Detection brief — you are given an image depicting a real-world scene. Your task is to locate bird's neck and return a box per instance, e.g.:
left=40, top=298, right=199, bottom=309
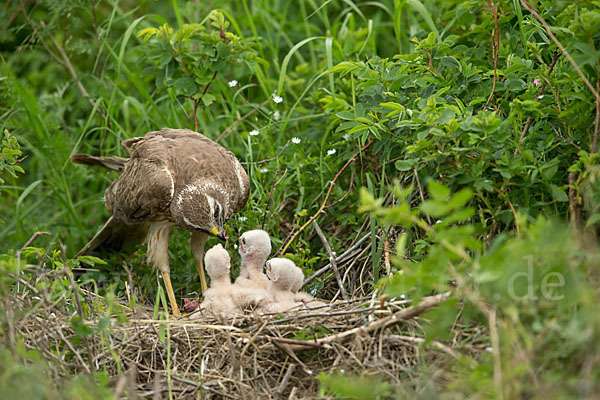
left=210, top=275, right=231, bottom=286
left=243, top=257, right=266, bottom=275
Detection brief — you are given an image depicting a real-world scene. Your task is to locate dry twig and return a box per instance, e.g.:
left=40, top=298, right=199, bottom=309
left=313, top=221, right=348, bottom=300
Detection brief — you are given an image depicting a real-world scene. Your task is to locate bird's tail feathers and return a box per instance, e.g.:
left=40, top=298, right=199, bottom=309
left=71, top=154, right=128, bottom=172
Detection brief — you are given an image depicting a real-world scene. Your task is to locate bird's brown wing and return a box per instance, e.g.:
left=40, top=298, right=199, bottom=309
left=217, top=146, right=249, bottom=214
left=153, top=128, right=250, bottom=215
left=115, top=128, right=249, bottom=225
left=112, top=135, right=175, bottom=224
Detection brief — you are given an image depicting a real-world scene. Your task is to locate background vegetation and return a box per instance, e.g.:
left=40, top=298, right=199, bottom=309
left=1, top=0, right=599, bottom=398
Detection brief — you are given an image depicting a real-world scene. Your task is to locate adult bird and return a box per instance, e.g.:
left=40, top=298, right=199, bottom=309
left=72, top=128, right=249, bottom=316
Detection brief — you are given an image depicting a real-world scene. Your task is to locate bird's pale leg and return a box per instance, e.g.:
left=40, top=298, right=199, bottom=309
left=191, top=231, right=209, bottom=294
left=161, top=271, right=181, bottom=316
left=147, top=223, right=181, bottom=316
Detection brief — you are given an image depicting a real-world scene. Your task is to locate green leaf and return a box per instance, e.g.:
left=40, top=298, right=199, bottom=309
left=70, top=315, right=94, bottom=337
left=440, top=56, right=461, bottom=70
left=77, top=255, right=107, bottom=266
left=202, top=93, right=216, bottom=106
left=549, top=184, right=568, bottom=202
left=395, top=159, right=417, bottom=171
left=427, top=180, right=450, bottom=201
left=380, top=102, right=405, bottom=111
left=448, top=188, right=473, bottom=208
left=174, top=77, right=198, bottom=95
left=336, top=111, right=354, bottom=120
left=586, top=213, right=600, bottom=227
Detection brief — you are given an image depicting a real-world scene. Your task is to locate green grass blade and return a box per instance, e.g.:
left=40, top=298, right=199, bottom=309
left=407, top=0, right=440, bottom=41
left=277, top=36, right=324, bottom=96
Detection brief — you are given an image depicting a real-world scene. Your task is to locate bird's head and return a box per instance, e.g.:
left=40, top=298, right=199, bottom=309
left=291, top=266, right=304, bottom=293
left=266, top=258, right=296, bottom=290
left=237, top=229, right=271, bottom=261
left=179, top=183, right=229, bottom=240
left=204, top=243, right=231, bottom=278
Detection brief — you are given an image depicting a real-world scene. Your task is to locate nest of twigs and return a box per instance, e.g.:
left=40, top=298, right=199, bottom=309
left=6, top=271, right=460, bottom=400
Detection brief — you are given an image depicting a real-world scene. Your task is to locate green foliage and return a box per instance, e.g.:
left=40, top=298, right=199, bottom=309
left=136, top=11, right=260, bottom=106
left=0, top=129, right=24, bottom=185
left=358, top=182, right=600, bottom=398
left=0, top=347, right=113, bottom=400
left=318, top=372, right=393, bottom=399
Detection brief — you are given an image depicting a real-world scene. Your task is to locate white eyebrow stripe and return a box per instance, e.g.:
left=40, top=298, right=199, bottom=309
left=183, top=215, right=202, bottom=230
left=206, top=195, right=215, bottom=220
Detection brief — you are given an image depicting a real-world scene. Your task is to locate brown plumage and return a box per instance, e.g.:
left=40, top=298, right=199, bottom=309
left=72, top=128, right=249, bottom=316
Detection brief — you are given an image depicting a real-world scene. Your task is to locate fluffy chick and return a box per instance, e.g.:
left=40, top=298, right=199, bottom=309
left=200, top=244, right=239, bottom=317
left=236, top=230, right=271, bottom=288
left=291, top=266, right=327, bottom=307
left=232, top=230, right=271, bottom=309
left=260, top=258, right=302, bottom=313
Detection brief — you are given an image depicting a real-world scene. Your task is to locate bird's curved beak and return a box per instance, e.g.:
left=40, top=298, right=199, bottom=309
left=210, top=226, right=228, bottom=241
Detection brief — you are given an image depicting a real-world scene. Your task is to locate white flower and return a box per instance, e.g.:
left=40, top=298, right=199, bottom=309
left=343, top=133, right=351, bottom=141
left=259, top=168, right=268, bottom=173
left=238, top=216, right=247, bottom=222
left=400, top=294, right=406, bottom=299
left=249, top=129, right=260, bottom=136
left=228, top=80, right=238, bottom=87
left=291, top=137, right=301, bottom=144
left=327, top=148, right=336, bottom=155
left=272, top=94, right=283, bottom=104
left=273, top=110, right=281, bottom=120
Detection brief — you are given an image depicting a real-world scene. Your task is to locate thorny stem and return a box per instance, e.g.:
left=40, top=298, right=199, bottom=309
left=514, top=50, right=561, bottom=156
left=519, top=0, right=600, bottom=102
left=278, top=139, right=375, bottom=255
left=483, top=0, right=499, bottom=111
left=593, top=72, right=600, bottom=154
left=193, top=71, right=218, bottom=132
left=492, top=186, right=521, bottom=237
